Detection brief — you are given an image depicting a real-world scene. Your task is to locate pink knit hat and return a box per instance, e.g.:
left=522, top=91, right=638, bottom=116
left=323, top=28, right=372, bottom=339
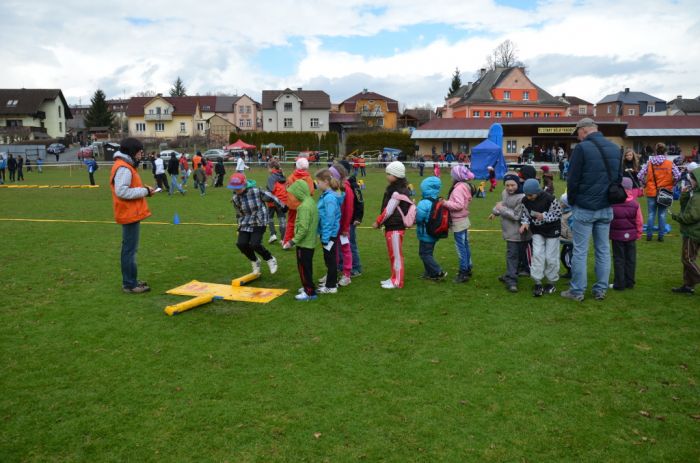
left=451, top=165, right=475, bottom=182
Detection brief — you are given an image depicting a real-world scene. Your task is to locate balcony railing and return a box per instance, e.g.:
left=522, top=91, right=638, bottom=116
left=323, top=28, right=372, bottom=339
left=145, top=113, right=173, bottom=121
left=361, top=110, right=384, bottom=117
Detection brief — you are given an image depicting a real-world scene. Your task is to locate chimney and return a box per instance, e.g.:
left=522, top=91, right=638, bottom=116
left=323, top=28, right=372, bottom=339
left=562, top=92, right=566, bottom=98
left=157, top=93, right=162, bottom=97
left=297, top=87, right=302, bottom=93
left=479, top=68, right=486, bottom=78
left=624, top=88, right=630, bottom=93
left=677, top=95, right=682, bottom=100
left=362, top=88, right=368, bottom=94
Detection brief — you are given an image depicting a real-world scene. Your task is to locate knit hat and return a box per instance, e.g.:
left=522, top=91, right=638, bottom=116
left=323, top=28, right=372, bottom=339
left=541, top=165, right=550, bottom=173
left=227, top=173, right=247, bottom=190
left=621, top=177, right=634, bottom=190
left=503, top=172, right=520, bottom=185
left=523, top=178, right=541, bottom=195
left=451, top=165, right=475, bottom=182
left=295, top=157, right=309, bottom=170
left=329, top=166, right=341, bottom=180
left=385, top=161, right=406, bottom=179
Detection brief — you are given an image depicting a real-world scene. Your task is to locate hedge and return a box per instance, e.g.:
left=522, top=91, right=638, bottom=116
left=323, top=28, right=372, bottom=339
left=345, top=132, right=415, bottom=157
left=229, top=131, right=339, bottom=153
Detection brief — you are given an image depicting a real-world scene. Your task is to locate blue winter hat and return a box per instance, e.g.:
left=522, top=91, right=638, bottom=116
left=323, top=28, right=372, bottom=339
left=523, top=178, right=541, bottom=195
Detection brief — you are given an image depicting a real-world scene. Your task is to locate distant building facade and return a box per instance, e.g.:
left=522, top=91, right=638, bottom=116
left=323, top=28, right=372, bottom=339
left=337, top=89, right=400, bottom=129
left=596, top=88, right=666, bottom=117
left=262, top=88, right=330, bottom=132
left=0, top=88, right=72, bottom=143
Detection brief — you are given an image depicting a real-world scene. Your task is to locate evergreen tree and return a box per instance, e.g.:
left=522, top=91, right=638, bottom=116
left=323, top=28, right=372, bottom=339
left=448, top=67, right=462, bottom=97
left=84, top=89, right=115, bottom=129
left=170, top=76, right=187, bottom=97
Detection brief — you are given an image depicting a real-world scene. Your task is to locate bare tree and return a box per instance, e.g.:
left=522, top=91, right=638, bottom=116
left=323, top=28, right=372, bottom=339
left=135, top=90, right=157, bottom=97
left=479, top=39, right=526, bottom=76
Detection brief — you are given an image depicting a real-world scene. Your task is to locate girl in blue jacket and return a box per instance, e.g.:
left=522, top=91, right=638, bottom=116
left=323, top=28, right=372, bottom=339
left=316, top=169, right=343, bottom=294
left=416, top=176, right=447, bottom=280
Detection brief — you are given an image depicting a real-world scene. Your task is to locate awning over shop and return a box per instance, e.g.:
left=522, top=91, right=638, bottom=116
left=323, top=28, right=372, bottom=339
left=411, top=129, right=490, bottom=139
left=625, top=128, right=700, bottom=137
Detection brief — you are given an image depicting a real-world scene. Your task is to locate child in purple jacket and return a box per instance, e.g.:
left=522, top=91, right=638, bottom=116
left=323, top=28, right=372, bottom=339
left=609, top=177, right=643, bottom=290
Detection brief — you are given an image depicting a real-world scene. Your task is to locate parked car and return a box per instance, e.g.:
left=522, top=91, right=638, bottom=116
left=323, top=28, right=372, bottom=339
left=203, top=149, right=226, bottom=161
left=160, top=150, right=182, bottom=161
left=47, top=143, right=66, bottom=154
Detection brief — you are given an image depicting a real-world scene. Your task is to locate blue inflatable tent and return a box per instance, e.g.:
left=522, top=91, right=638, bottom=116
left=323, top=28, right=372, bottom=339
left=471, top=139, right=507, bottom=179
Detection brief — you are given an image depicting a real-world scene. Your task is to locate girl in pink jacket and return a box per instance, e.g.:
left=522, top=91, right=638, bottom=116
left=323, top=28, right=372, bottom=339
left=444, top=165, right=475, bottom=283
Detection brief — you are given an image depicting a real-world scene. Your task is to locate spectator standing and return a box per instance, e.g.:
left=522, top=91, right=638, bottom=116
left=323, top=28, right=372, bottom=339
left=637, top=143, right=681, bottom=242
left=7, top=154, right=17, bottom=182
left=153, top=153, right=169, bottom=191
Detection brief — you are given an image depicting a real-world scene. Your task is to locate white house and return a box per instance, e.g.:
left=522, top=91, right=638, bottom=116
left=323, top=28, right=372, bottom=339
left=0, top=88, right=72, bottom=143
left=262, top=88, right=330, bottom=132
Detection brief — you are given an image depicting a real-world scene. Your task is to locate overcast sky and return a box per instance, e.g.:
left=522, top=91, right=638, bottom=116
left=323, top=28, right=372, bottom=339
left=1, top=0, right=698, bottom=108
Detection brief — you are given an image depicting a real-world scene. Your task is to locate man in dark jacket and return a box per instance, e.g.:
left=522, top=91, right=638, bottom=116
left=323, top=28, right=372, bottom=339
left=562, top=118, right=622, bottom=302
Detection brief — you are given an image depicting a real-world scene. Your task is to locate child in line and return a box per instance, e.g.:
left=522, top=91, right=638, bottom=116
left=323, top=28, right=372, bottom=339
left=228, top=173, right=286, bottom=276
left=315, top=169, right=343, bottom=294
left=338, top=160, right=364, bottom=277
left=283, top=158, right=315, bottom=249
left=194, top=163, right=206, bottom=196
left=443, top=165, right=474, bottom=283
left=670, top=164, right=700, bottom=294
left=373, top=161, right=411, bottom=289
left=520, top=178, right=562, bottom=296
left=609, top=177, right=643, bottom=290
left=541, top=165, right=554, bottom=195
left=416, top=176, right=447, bottom=280
left=266, top=160, right=287, bottom=244
left=489, top=173, right=530, bottom=292
left=330, top=163, right=355, bottom=286
left=289, top=180, right=320, bottom=301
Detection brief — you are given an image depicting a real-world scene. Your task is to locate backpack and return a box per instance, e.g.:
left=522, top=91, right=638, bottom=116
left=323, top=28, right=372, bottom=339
left=426, top=198, right=450, bottom=239
left=349, top=178, right=364, bottom=222
left=393, top=193, right=417, bottom=227
left=93, top=160, right=99, bottom=170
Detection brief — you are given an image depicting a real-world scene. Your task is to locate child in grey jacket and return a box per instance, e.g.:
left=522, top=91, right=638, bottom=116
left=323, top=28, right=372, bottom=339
left=489, top=173, right=531, bottom=292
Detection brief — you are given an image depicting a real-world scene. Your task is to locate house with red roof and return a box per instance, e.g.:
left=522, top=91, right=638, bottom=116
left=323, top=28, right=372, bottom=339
left=126, top=94, right=216, bottom=139
left=337, top=89, right=400, bottom=129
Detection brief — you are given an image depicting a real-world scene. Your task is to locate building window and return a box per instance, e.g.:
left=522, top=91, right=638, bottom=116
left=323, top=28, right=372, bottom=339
left=506, top=140, right=518, bottom=154
left=284, top=102, right=293, bottom=112
left=544, top=113, right=550, bottom=118
left=495, top=111, right=502, bottom=118
left=534, top=112, right=540, bottom=118
left=135, top=123, right=145, bottom=132
left=484, top=111, right=491, bottom=118
left=310, top=118, right=319, bottom=128
left=506, top=111, right=513, bottom=118
left=283, top=118, right=293, bottom=128
left=523, top=91, right=529, bottom=101
left=148, top=109, right=154, bottom=115
left=197, top=122, right=204, bottom=131
left=646, top=104, right=655, bottom=113
left=607, top=105, right=611, bottom=114
left=6, top=99, right=18, bottom=107
left=523, top=112, right=530, bottom=118
left=472, top=111, right=480, bottom=118
left=58, top=106, right=62, bottom=117
left=6, top=120, right=22, bottom=127
left=180, top=122, right=186, bottom=133
left=246, top=106, right=251, bottom=114
left=59, top=121, right=62, bottom=132
left=579, top=105, right=587, bottom=115
left=155, top=122, right=165, bottom=132
left=202, top=106, right=210, bottom=111
left=554, top=113, right=560, bottom=118
left=247, top=119, right=252, bottom=127
left=377, top=118, right=384, bottom=127
left=503, top=91, right=511, bottom=100
left=628, top=108, right=636, bottom=116
left=164, top=108, right=169, bottom=114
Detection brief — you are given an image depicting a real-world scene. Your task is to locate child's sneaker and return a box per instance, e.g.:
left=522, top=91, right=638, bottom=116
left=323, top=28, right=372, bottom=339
left=317, top=286, right=338, bottom=294
left=507, top=285, right=518, bottom=293
left=266, top=257, right=278, bottom=274
left=380, top=279, right=392, bottom=286
left=251, top=259, right=262, bottom=275
left=338, top=275, right=351, bottom=287
left=671, top=285, right=695, bottom=294
left=560, top=289, right=584, bottom=302
left=533, top=284, right=544, bottom=297
left=454, top=271, right=470, bottom=283
left=381, top=280, right=398, bottom=289
left=282, top=241, right=292, bottom=250
left=430, top=271, right=448, bottom=281
left=543, top=284, right=556, bottom=294
left=268, top=234, right=277, bottom=244
left=295, top=292, right=318, bottom=301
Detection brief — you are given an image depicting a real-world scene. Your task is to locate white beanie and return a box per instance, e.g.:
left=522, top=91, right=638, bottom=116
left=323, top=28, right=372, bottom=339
left=295, top=157, right=309, bottom=170
left=385, top=161, right=406, bottom=179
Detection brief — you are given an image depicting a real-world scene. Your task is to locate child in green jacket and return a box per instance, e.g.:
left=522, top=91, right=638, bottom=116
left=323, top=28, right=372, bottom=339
left=288, top=179, right=320, bottom=301
left=671, top=164, right=700, bottom=294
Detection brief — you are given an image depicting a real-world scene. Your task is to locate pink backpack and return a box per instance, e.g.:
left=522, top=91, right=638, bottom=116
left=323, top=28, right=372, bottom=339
left=391, top=192, right=417, bottom=227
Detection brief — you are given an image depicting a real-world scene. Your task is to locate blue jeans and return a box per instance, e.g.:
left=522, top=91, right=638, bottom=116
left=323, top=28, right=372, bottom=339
left=337, top=224, right=362, bottom=273
left=453, top=229, right=472, bottom=272
left=121, top=222, right=140, bottom=289
left=419, top=240, right=442, bottom=277
left=570, top=206, right=613, bottom=295
left=169, top=174, right=184, bottom=194
left=646, top=196, right=668, bottom=238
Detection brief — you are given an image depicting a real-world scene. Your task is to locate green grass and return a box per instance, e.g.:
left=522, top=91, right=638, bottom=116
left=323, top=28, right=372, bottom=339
left=1, top=165, right=698, bottom=462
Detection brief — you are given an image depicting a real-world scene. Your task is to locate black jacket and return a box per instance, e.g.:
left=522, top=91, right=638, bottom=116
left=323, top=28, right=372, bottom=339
left=379, top=182, right=411, bottom=231
left=167, top=156, right=179, bottom=175
left=348, top=175, right=364, bottom=223
left=567, top=132, right=622, bottom=210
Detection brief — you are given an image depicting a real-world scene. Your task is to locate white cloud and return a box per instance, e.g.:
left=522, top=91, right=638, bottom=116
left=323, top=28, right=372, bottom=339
left=0, top=0, right=698, bottom=108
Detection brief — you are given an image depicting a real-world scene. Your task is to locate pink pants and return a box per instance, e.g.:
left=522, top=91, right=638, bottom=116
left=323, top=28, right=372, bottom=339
left=385, top=230, right=405, bottom=288
left=337, top=239, right=352, bottom=278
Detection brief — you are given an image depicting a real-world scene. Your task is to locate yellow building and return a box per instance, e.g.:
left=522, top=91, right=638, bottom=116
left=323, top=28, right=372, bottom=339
left=126, top=94, right=217, bottom=139
left=338, top=89, right=399, bottom=129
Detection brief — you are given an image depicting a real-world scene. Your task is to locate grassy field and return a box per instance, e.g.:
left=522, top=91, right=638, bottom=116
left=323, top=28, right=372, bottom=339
left=1, top=164, right=698, bottom=462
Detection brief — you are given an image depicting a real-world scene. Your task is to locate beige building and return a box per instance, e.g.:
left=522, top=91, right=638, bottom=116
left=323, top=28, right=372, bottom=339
left=126, top=95, right=217, bottom=139
left=0, top=88, right=72, bottom=143
left=262, top=88, right=330, bottom=132
left=214, top=94, right=261, bottom=131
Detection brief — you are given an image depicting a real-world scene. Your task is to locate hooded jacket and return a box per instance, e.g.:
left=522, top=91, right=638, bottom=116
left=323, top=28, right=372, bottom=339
left=443, top=181, right=472, bottom=224
left=288, top=180, right=319, bottom=249
left=492, top=189, right=530, bottom=242
left=610, top=191, right=643, bottom=241
left=167, top=156, right=179, bottom=175
left=266, top=169, right=288, bottom=205
left=285, top=169, right=315, bottom=209
left=416, top=176, right=442, bottom=243
left=317, top=188, right=343, bottom=244
left=672, top=166, right=700, bottom=242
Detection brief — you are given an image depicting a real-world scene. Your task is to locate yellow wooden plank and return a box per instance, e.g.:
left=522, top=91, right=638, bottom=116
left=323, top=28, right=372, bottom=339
left=166, top=280, right=287, bottom=304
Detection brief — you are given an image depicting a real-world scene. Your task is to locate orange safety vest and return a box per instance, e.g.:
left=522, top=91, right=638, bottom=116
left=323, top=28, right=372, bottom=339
left=644, top=160, right=675, bottom=197
left=110, top=159, right=152, bottom=224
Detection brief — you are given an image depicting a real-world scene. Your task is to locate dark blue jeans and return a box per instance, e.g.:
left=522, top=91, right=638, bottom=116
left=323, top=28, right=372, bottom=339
left=121, top=222, right=140, bottom=289
left=419, top=240, right=442, bottom=277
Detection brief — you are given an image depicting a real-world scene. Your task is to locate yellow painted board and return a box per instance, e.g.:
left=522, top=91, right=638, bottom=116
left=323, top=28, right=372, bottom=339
left=164, top=294, right=214, bottom=316
left=166, top=280, right=287, bottom=304
left=232, top=272, right=260, bottom=287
